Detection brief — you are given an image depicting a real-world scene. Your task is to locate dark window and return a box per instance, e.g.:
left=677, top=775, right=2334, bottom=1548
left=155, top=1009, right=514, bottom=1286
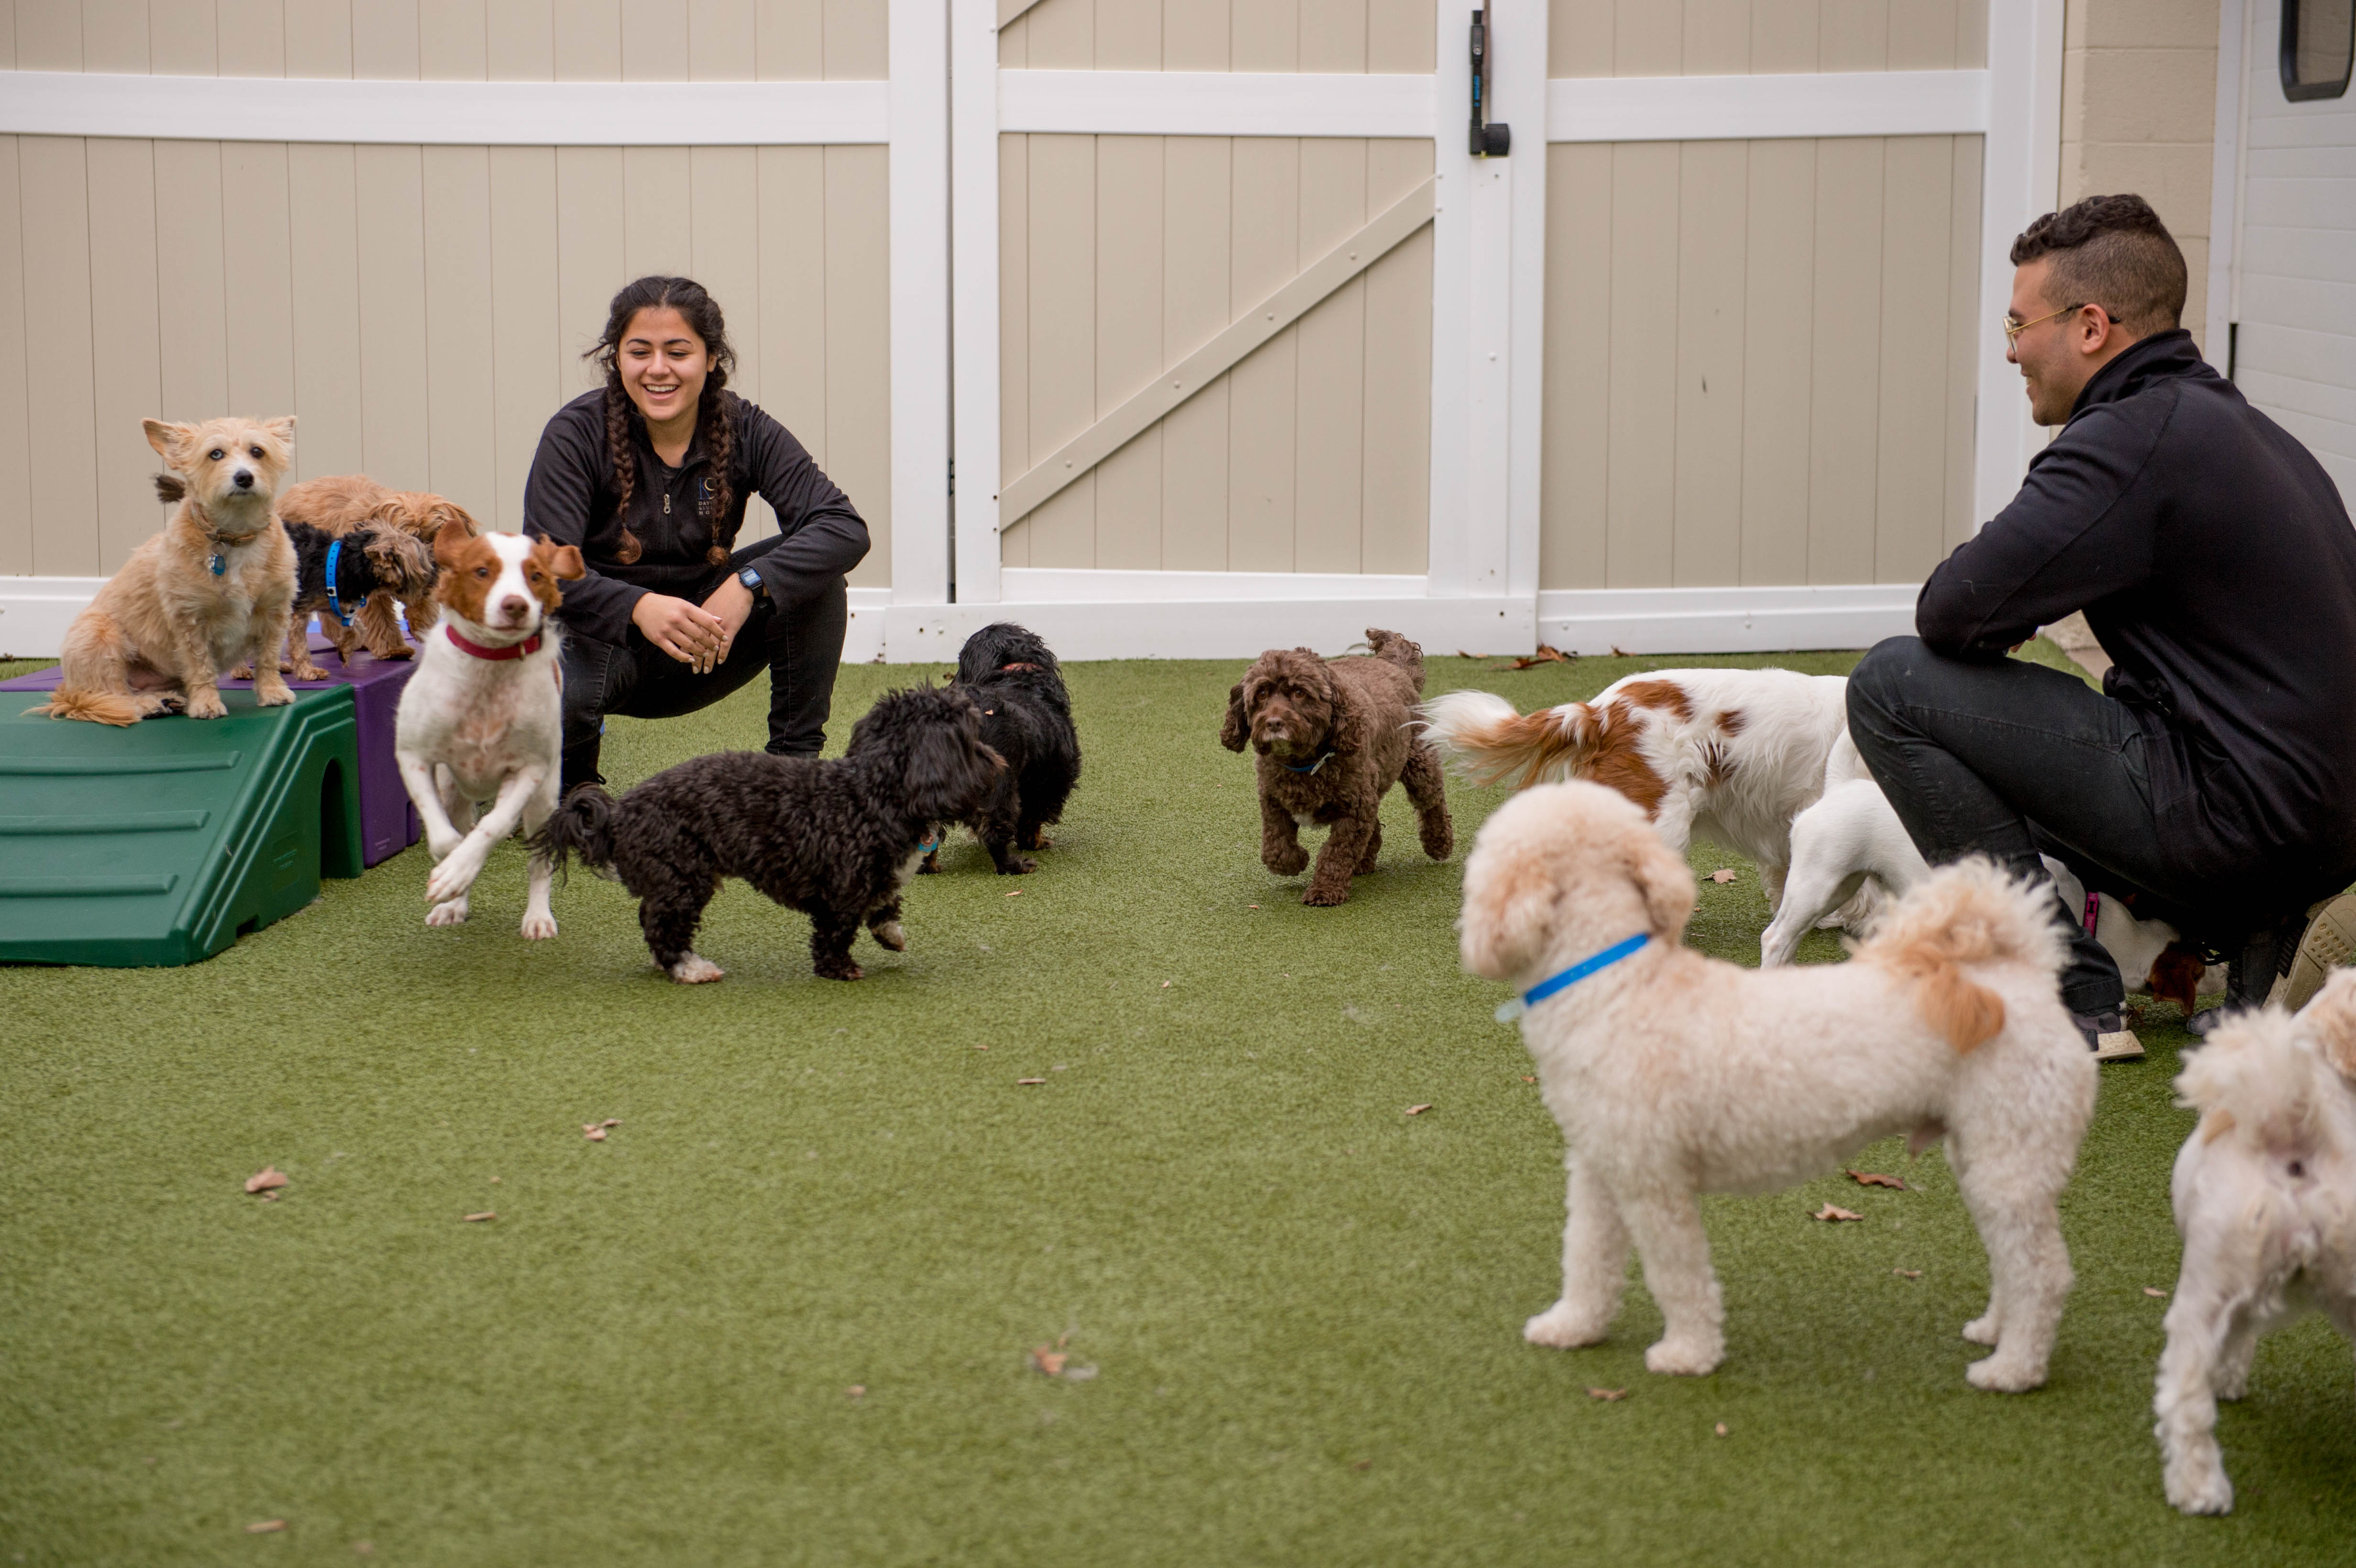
left=2283, top=0, right=2354, bottom=101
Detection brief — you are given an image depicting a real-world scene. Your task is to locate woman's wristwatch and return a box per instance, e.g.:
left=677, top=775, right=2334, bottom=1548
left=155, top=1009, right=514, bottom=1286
left=737, top=566, right=765, bottom=599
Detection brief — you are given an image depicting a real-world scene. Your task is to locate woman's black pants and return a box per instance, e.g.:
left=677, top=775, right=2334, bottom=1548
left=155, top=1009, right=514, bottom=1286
left=558, top=573, right=849, bottom=796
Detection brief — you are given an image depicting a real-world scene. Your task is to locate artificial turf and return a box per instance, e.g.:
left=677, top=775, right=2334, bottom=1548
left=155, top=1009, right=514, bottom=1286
left=2, top=643, right=2351, bottom=1566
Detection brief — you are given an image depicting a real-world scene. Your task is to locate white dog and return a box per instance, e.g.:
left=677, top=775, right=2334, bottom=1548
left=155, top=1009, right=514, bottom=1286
left=393, top=528, right=584, bottom=937
left=1461, top=781, right=2096, bottom=1389
left=1762, top=743, right=2226, bottom=1022
left=2152, top=971, right=2356, bottom=1514
left=1420, top=669, right=1850, bottom=915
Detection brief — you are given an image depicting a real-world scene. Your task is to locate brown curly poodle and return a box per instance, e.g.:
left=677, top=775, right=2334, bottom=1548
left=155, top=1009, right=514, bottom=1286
left=1220, top=627, right=1453, bottom=905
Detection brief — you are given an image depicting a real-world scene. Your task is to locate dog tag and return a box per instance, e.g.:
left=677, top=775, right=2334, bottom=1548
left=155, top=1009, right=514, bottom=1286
left=209, top=552, right=226, bottom=576
left=1494, top=998, right=1526, bottom=1024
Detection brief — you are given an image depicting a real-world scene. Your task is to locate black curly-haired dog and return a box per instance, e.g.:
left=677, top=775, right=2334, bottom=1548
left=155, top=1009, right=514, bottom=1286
left=211, top=505, right=437, bottom=682
left=533, top=685, right=1004, bottom=981
left=920, top=621, right=1080, bottom=876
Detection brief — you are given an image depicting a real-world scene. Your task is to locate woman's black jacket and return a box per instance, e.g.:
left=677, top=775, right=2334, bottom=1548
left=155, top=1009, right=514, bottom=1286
left=522, top=387, right=870, bottom=645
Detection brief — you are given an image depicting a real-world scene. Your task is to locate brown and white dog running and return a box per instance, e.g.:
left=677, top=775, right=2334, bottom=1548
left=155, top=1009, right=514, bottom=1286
left=32, top=417, right=299, bottom=725
left=1420, top=669, right=1851, bottom=916
left=393, top=529, right=584, bottom=937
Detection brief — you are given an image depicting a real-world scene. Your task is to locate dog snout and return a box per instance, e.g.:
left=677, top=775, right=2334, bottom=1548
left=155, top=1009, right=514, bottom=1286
left=498, top=594, right=530, bottom=624
left=231, top=468, right=255, bottom=490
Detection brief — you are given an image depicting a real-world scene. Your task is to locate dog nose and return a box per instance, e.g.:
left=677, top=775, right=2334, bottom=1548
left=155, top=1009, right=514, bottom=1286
left=499, top=594, right=528, bottom=621
left=232, top=468, right=254, bottom=490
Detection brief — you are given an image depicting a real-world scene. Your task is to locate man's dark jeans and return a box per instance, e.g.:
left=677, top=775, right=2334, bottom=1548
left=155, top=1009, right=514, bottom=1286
left=1846, top=636, right=2190, bottom=1016
left=559, top=566, right=849, bottom=796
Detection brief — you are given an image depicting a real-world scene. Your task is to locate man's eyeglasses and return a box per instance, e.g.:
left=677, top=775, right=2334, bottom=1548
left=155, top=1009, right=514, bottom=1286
left=2003, top=303, right=2118, bottom=345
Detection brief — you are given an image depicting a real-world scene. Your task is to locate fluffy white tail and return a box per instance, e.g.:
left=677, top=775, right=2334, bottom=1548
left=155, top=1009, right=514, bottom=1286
left=1417, top=690, right=1597, bottom=790
left=1856, top=858, right=2067, bottom=1053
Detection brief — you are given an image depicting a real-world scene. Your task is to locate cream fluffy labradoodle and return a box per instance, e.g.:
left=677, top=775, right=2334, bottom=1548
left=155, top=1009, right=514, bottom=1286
left=1461, top=782, right=2097, bottom=1390
left=2153, top=972, right=2356, bottom=1514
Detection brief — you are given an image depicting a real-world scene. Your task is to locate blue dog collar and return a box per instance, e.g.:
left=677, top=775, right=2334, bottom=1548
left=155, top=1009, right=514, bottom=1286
left=1283, top=750, right=1334, bottom=774
left=1495, top=933, right=1649, bottom=1024
left=325, top=537, right=353, bottom=626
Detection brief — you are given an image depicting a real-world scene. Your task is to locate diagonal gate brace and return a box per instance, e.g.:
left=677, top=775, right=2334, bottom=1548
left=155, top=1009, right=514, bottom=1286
left=997, top=174, right=1438, bottom=523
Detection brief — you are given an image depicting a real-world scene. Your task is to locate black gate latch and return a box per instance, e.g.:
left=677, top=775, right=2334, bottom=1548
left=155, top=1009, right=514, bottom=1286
left=1470, top=7, right=1511, bottom=156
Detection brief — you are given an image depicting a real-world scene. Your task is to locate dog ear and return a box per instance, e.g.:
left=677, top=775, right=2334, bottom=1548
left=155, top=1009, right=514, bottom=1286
left=904, top=715, right=991, bottom=821
left=435, top=502, right=482, bottom=541
left=142, top=418, right=193, bottom=463
left=1459, top=848, right=1559, bottom=981
left=1220, top=682, right=1250, bottom=752
left=262, top=416, right=296, bottom=447
left=2299, top=968, right=2356, bottom=1079
left=539, top=543, right=587, bottom=581
left=1628, top=833, right=1698, bottom=940
left=434, top=525, right=478, bottom=570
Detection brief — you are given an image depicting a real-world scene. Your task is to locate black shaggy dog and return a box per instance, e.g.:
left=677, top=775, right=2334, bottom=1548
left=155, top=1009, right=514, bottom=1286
left=534, top=685, right=1004, bottom=982
left=922, top=621, right=1081, bottom=876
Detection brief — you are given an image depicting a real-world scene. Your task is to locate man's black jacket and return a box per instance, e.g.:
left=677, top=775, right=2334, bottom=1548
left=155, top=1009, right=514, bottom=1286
left=1919, top=328, right=2356, bottom=908
left=522, top=388, right=870, bottom=644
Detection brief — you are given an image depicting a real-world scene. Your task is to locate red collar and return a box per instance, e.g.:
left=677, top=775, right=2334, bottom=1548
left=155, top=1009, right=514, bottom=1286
left=445, top=624, right=543, bottom=661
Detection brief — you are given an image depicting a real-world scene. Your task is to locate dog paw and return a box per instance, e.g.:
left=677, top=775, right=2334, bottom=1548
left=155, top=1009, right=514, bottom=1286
left=917, top=853, right=939, bottom=875
left=869, top=920, right=907, bottom=952
left=1644, top=1337, right=1725, bottom=1377
left=378, top=644, right=415, bottom=661
left=1963, top=1353, right=2045, bottom=1393
left=227, top=663, right=254, bottom=681
left=1301, top=884, right=1350, bottom=907
left=995, top=856, right=1037, bottom=875
left=425, top=896, right=469, bottom=927
left=1267, top=846, right=1310, bottom=877
left=667, top=953, right=726, bottom=984
left=1962, top=1314, right=2001, bottom=1347
left=815, top=960, right=864, bottom=981
left=254, top=685, right=295, bottom=708
left=1524, top=1303, right=1610, bottom=1349
left=425, top=852, right=484, bottom=904
left=2163, top=1451, right=2235, bottom=1515
left=185, top=692, right=228, bottom=720
left=292, top=663, right=331, bottom=683
left=520, top=911, right=558, bottom=941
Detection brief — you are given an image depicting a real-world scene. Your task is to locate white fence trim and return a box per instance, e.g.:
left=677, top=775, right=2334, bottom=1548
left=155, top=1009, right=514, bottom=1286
left=998, top=69, right=1438, bottom=138
left=1972, top=0, right=2068, bottom=530
left=1537, top=585, right=1921, bottom=656
left=3, top=577, right=1914, bottom=663
left=0, top=69, right=891, bottom=146
left=1544, top=69, right=1990, bottom=143
left=889, top=0, right=952, bottom=608
left=949, top=0, right=1004, bottom=604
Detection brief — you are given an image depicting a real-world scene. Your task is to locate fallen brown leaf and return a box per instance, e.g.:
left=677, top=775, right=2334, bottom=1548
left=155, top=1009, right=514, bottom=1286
left=1893, top=1268, right=1923, bottom=1279
left=1017, top=1077, right=1047, bottom=1086
left=1405, top=1103, right=1432, bottom=1116
left=583, top=1124, right=607, bottom=1141
left=1812, top=1204, right=1865, bottom=1222
left=244, top=1521, right=286, bottom=1534
left=847, top=1384, right=866, bottom=1398
left=1613, top=645, right=1631, bottom=657
left=244, top=1166, right=289, bottom=1195
left=1493, top=644, right=1577, bottom=672
left=1353, top=1458, right=1373, bottom=1471
left=1248, top=904, right=1260, bottom=909
left=1456, top=650, right=1474, bottom=659
left=1522, top=1075, right=1537, bottom=1083
left=1161, top=980, right=1171, bottom=989
left=1586, top=1387, right=1628, bottom=1402
left=972, top=1044, right=989, bottom=1051
left=2144, top=1286, right=2167, bottom=1298
left=256, top=1191, right=279, bottom=1203
left=1713, top=1422, right=1728, bottom=1437
left=1709, top=869, right=1737, bottom=884
left=1847, top=1170, right=1908, bottom=1190
left=1005, top=889, right=1023, bottom=898
left=1031, top=1347, right=1068, bottom=1376
left=462, top=1211, right=496, bottom=1223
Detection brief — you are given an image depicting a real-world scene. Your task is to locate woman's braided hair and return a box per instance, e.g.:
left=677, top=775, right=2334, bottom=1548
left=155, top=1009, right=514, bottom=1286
left=586, top=275, right=743, bottom=567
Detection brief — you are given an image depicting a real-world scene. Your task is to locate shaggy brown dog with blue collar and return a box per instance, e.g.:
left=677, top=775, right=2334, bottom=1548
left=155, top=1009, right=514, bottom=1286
left=1221, top=628, right=1453, bottom=906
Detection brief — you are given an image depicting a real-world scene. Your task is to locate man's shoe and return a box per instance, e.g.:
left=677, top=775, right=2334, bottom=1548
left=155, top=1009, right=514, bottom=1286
left=2072, top=1009, right=2145, bottom=1061
left=2277, top=893, right=2356, bottom=1013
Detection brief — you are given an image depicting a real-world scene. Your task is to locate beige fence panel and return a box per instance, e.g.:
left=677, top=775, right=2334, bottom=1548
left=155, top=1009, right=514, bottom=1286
left=993, top=0, right=1438, bottom=576
left=0, top=1, right=896, bottom=589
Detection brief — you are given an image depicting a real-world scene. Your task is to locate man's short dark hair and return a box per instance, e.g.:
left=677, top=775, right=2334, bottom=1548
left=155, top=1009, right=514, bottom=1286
left=2010, top=194, right=2188, bottom=337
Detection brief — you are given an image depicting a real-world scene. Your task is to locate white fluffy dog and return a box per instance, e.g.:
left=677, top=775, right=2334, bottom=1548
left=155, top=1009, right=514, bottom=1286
left=2153, top=971, right=2356, bottom=1514
left=1462, top=781, right=2097, bottom=1389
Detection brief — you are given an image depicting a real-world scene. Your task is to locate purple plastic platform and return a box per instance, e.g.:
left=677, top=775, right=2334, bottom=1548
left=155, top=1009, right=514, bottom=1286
left=3, top=625, right=422, bottom=866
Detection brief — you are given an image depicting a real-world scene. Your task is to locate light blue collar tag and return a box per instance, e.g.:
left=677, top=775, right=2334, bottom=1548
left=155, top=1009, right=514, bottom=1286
left=325, top=537, right=353, bottom=625
left=1494, top=932, right=1650, bottom=1024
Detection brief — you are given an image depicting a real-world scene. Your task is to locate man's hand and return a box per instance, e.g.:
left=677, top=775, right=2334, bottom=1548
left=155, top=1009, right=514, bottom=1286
left=701, top=575, right=757, bottom=666
left=631, top=593, right=727, bottom=673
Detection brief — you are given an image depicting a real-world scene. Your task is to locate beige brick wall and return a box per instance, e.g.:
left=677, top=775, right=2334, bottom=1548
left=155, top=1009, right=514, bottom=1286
left=2059, top=0, right=2222, bottom=350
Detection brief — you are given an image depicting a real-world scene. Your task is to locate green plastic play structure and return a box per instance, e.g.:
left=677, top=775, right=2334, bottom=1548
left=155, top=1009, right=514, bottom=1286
left=0, top=686, right=362, bottom=967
